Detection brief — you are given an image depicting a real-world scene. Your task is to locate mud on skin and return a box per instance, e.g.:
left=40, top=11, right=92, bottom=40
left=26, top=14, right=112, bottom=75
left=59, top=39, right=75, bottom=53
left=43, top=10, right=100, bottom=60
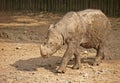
left=40, top=9, right=111, bottom=73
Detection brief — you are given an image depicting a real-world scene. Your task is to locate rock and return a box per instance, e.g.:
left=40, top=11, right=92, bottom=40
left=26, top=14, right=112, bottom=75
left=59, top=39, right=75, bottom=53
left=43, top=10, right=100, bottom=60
left=88, top=65, right=96, bottom=72
left=84, top=51, right=88, bottom=54
left=23, top=31, right=28, bottom=34
left=1, top=48, right=4, bottom=51
left=31, top=72, right=36, bottom=75
left=15, top=76, right=23, bottom=81
left=99, top=70, right=103, bottom=73
left=16, top=47, right=21, bottom=50
left=56, top=78, right=59, bottom=81
left=83, top=73, right=89, bottom=78
left=68, top=81, right=72, bottom=83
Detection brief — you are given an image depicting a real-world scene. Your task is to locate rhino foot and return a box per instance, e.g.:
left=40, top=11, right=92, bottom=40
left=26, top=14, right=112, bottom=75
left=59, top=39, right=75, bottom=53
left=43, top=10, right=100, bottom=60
left=92, top=62, right=100, bottom=66
left=92, top=58, right=102, bottom=66
left=72, top=64, right=82, bottom=69
left=57, top=68, right=66, bottom=73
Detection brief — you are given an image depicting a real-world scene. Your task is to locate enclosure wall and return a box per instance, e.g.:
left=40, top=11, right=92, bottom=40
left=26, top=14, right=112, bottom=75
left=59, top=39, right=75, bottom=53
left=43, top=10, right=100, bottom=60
left=0, top=0, right=119, bottom=17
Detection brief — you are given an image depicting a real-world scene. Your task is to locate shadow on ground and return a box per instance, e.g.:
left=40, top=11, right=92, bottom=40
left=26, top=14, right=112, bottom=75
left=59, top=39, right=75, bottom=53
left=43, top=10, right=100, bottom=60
left=11, top=56, right=96, bottom=73
left=11, top=56, right=62, bottom=73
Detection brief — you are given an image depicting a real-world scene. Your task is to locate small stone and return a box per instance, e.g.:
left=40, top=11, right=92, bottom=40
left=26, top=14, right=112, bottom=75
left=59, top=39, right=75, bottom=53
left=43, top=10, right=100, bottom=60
left=23, top=31, right=28, bottom=34
left=9, top=72, right=13, bottom=74
left=79, top=72, right=83, bottom=75
left=31, top=72, right=35, bottom=75
left=56, top=78, right=59, bottom=81
left=83, top=73, right=89, bottom=77
left=99, top=70, right=103, bottom=72
left=88, top=66, right=96, bottom=71
left=108, top=57, right=112, bottom=60
left=1, top=48, right=4, bottom=51
left=84, top=51, right=88, bottom=54
left=16, top=47, right=21, bottom=50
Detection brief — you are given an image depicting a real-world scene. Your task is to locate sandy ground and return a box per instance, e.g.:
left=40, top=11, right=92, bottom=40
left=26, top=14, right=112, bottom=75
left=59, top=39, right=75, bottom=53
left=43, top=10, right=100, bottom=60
left=0, top=12, right=120, bottom=83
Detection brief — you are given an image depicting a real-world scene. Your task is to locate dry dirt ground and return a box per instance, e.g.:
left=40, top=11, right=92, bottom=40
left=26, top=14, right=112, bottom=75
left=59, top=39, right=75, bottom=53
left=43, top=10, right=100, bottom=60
left=0, top=12, right=120, bottom=83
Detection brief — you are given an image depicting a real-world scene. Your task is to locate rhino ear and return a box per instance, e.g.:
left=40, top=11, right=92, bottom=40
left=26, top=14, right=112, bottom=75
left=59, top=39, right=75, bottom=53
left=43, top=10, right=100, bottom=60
left=49, top=24, right=55, bottom=30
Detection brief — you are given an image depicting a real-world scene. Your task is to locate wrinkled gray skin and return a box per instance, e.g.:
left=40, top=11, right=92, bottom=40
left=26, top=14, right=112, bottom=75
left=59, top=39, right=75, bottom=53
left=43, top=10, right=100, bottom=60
left=40, top=9, right=111, bottom=73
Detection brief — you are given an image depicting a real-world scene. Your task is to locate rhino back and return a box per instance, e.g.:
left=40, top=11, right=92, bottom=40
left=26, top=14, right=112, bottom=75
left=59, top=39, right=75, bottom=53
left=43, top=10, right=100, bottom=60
left=77, top=9, right=111, bottom=48
left=54, top=9, right=111, bottom=48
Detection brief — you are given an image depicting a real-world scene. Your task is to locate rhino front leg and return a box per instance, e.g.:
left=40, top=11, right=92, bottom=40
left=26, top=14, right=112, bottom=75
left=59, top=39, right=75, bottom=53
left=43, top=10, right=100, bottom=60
left=72, top=49, right=82, bottom=69
left=93, top=43, right=105, bottom=66
left=57, top=42, right=75, bottom=73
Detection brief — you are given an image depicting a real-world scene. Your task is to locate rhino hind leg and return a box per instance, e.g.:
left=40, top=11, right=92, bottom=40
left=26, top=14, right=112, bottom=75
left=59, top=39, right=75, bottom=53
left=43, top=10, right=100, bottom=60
left=93, top=43, right=105, bottom=66
left=72, top=49, right=82, bottom=69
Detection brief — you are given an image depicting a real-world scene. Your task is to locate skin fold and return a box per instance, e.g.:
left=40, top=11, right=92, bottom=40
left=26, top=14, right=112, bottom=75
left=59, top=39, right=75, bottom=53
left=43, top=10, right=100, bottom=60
left=40, top=9, right=111, bottom=73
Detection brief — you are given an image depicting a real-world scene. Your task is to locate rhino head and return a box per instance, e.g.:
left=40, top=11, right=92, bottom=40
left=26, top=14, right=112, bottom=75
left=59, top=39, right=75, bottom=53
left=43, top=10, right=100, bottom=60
left=40, top=24, right=63, bottom=58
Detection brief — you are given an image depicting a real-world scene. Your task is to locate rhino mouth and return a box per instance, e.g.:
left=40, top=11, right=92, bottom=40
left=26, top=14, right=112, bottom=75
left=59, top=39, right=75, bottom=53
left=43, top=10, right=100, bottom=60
left=40, top=44, right=52, bottom=58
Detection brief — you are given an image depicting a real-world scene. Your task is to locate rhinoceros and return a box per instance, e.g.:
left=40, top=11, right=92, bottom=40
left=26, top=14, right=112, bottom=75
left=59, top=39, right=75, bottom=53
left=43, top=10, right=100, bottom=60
left=40, top=9, right=111, bottom=73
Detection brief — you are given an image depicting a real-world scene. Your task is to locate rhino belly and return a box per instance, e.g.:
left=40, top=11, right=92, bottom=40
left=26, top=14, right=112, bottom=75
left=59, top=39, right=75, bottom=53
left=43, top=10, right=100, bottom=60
left=80, top=37, right=98, bottom=49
